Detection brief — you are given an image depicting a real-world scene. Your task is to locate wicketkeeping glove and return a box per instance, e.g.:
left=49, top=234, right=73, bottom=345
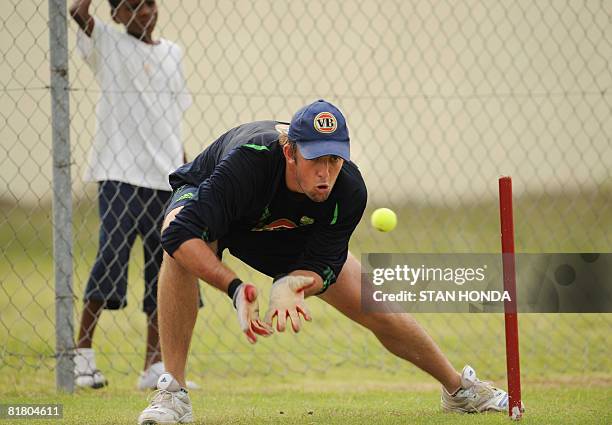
left=264, top=275, right=315, bottom=332
left=234, top=283, right=273, bottom=344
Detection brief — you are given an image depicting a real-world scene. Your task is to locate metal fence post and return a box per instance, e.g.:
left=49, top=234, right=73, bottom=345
left=48, top=0, right=74, bottom=393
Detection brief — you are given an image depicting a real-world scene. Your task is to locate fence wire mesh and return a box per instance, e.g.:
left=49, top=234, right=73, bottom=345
left=1, top=0, right=610, bottom=389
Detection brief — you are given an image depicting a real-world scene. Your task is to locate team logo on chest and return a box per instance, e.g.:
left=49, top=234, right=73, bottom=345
left=253, top=218, right=297, bottom=231
left=313, top=112, right=337, bottom=134
left=251, top=209, right=316, bottom=231
left=300, top=216, right=315, bottom=226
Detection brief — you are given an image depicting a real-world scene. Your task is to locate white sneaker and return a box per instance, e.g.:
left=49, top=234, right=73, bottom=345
left=441, top=365, right=525, bottom=413
left=138, top=362, right=200, bottom=391
left=74, top=348, right=108, bottom=389
left=138, top=373, right=193, bottom=425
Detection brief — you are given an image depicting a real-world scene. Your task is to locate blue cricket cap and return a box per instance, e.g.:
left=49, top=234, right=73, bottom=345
left=287, top=99, right=350, bottom=161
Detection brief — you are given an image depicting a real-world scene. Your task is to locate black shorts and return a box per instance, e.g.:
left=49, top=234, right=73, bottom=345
left=165, top=184, right=298, bottom=275
left=165, top=184, right=226, bottom=261
left=165, top=184, right=199, bottom=216
left=164, top=184, right=205, bottom=307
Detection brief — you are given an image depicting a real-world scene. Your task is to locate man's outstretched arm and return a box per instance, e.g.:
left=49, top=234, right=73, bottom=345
left=171, top=238, right=235, bottom=293
left=263, top=270, right=325, bottom=333
left=162, top=208, right=273, bottom=344
left=290, top=270, right=324, bottom=297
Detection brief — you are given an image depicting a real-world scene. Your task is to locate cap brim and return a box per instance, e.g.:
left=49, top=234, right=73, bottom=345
left=296, top=140, right=350, bottom=161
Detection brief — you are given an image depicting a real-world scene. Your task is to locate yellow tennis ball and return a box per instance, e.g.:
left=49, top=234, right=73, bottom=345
left=371, top=208, right=397, bottom=232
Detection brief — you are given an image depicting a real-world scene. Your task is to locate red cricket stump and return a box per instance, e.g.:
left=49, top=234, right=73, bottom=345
left=498, top=176, right=523, bottom=420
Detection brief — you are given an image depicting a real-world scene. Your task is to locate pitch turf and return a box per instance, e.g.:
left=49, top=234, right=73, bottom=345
left=1, top=373, right=610, bottom=424
left=1, top=189, right=610, bottom=424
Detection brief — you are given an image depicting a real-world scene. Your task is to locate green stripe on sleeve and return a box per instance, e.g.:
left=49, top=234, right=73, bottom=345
left=330, top=203, right=339, bottom=225
left=243, top=143, right=269, bottom=151
left=317, top=266, right=336, bottom=295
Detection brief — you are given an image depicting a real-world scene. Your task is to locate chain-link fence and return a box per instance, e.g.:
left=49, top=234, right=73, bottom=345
left=1, top=0, right=610, bottom=391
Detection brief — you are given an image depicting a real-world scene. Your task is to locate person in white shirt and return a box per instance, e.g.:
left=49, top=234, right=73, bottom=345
left=69, top=0, right=194, bottom=391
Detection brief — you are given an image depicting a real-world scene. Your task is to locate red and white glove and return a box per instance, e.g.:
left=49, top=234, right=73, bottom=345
left=264, top=275, right=315, bottom=332
left=234, top=283, right=273, bottom=344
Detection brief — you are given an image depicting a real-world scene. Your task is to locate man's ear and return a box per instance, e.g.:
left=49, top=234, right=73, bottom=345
left=283, top=143, right=296, bottom=164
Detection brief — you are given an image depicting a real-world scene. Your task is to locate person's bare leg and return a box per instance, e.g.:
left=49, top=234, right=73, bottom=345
left=77, top=300, right=104, bottom=348
left=157, top=252, right=198, bottom=387
left=157, top=207, right=214, bottom=387
left=144, top=311, right=162, bottom=370
left=318, top=252, right=461, bottom=393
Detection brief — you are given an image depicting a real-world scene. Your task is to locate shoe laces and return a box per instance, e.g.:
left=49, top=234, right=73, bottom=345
left=459, top=378, right=497, bottom=401
left=148, top=389, right=180, bottom=409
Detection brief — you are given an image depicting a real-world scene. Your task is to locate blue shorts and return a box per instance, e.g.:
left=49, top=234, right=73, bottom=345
left=84, top=181, right=171, bottom=313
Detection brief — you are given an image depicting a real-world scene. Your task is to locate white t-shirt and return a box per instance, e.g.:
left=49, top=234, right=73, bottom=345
left=76, top=17, right=192, bottom=190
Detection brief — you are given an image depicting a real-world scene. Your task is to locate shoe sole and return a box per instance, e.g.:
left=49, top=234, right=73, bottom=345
left=75, top=380, right=108, bottom=390
left=91, top=381, right=108, bottom=389
left=139, top=413, right=192, bottom=424
left=442, top=405, right=525, bottom=414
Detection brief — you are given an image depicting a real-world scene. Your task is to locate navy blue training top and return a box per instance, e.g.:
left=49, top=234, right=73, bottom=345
left=163, top=120, right=367, bottom=288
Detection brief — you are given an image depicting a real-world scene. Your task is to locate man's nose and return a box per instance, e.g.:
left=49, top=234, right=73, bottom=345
left=316, top=161, right=330, bottom=178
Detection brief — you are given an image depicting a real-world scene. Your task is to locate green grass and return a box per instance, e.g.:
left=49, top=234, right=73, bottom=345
left=1, top=374, right=610, bottom=424
left=0, top=188, right=611, bottom=423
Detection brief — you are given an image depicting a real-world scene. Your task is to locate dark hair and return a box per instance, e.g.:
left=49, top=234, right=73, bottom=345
left=108, top=0, right=122, bottom=9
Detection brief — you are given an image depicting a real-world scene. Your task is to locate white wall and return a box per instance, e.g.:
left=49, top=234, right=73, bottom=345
left=1, top=0, right=610, bottom=206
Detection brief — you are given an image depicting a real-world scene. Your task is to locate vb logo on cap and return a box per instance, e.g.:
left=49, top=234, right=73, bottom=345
left=314, top=112, right=337, bottom=134
left=287, top=99, right=350, bottom=161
